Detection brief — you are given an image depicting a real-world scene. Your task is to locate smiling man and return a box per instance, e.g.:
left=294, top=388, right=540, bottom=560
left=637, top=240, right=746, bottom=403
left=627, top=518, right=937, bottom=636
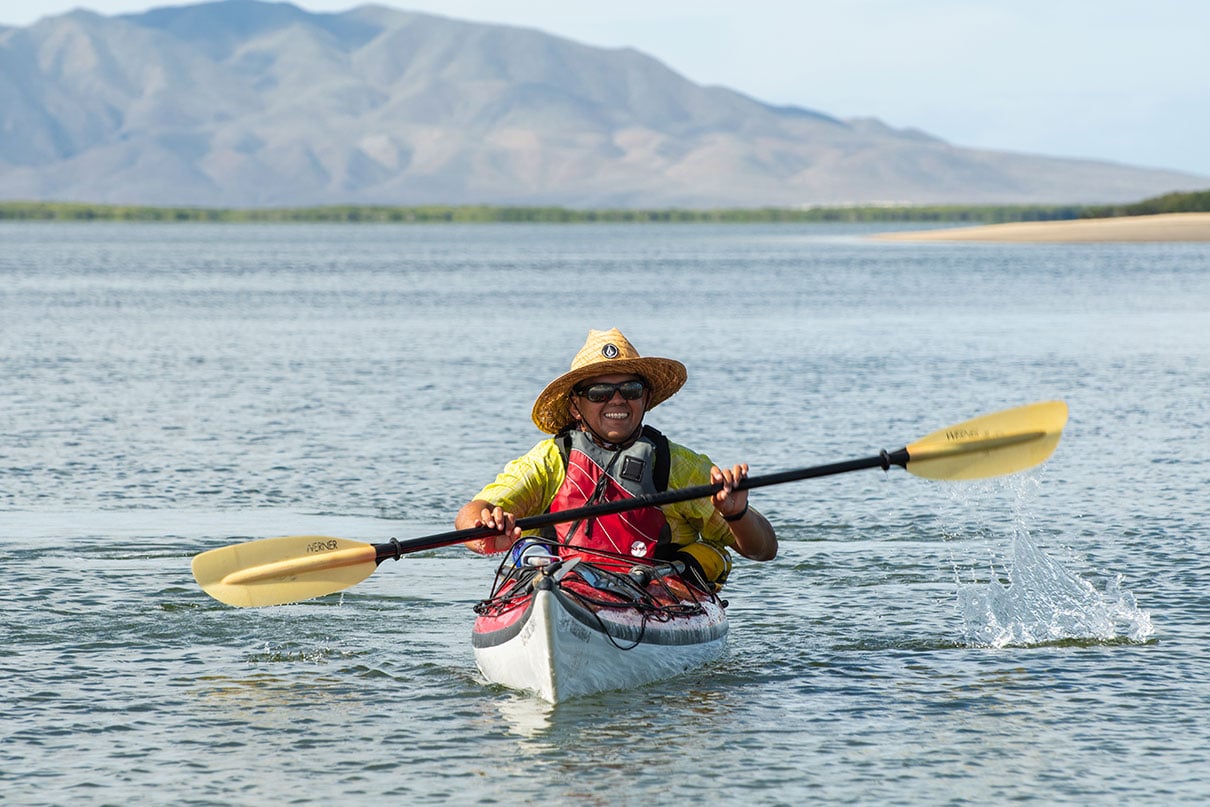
left=455, top=328, right=776, bottom=589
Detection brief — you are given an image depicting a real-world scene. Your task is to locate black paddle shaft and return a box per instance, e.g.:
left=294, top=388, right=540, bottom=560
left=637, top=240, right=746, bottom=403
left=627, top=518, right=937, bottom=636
left=372, top=448, right=910, bottom=563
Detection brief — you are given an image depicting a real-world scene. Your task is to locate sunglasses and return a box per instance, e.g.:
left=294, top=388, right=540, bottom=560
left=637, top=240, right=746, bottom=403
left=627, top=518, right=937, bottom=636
left=572, top=380, right=648, bottom=403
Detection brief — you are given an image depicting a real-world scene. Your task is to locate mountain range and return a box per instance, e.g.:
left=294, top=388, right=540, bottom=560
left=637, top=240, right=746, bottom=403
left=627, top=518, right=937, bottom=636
left=1, top=0, right=1204, bottom=208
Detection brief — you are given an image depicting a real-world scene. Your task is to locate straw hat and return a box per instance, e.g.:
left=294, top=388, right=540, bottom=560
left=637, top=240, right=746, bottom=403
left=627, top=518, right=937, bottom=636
left=532, top=328, right=687, bottom=434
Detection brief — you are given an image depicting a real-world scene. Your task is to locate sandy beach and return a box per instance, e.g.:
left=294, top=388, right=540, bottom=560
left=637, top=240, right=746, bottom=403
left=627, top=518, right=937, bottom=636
left=874, top=212, right=1210, bottom=242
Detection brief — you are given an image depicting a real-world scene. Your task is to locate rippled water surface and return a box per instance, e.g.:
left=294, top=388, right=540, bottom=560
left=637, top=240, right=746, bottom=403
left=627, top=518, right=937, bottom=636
left=2, top=222, right=1208, bottom=804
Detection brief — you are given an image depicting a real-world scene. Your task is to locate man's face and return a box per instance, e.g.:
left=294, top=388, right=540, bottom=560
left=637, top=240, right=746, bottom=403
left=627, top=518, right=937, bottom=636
left=568, top=373, right=650, bottom=443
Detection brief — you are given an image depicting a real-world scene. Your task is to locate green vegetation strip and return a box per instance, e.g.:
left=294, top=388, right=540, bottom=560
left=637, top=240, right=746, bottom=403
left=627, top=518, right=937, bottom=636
left=1082, top=189, right=1210, bottom=218
left=1, top=189, right=1206, bottom=223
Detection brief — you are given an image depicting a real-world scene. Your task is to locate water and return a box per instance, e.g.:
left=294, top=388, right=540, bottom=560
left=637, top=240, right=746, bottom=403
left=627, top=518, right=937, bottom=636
left=2, top=221, right=1207, bottom=804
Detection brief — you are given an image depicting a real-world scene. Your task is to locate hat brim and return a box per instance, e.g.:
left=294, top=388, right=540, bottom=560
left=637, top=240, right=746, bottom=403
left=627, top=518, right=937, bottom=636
left=531, top=356, right=687, bottom=434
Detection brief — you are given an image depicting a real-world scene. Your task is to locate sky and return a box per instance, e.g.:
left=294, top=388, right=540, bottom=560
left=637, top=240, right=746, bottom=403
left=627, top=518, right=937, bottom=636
left=4, top=0, right=1208, bottom=179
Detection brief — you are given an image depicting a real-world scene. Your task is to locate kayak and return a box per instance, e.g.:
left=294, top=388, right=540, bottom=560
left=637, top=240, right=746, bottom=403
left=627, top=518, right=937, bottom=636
left=471, top=547, right=729, bottom=703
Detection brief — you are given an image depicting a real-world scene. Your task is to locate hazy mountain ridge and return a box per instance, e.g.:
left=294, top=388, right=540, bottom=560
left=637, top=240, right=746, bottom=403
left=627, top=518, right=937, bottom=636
left=0, top=0, right=1202, bottom=207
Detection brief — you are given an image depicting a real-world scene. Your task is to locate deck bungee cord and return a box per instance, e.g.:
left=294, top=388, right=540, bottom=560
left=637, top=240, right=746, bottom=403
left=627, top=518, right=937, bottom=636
left=474, top=541, right=718, bottom=652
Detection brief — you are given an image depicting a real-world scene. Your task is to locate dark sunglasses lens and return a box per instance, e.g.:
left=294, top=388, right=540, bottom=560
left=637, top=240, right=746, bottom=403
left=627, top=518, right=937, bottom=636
left=618, top=381, right=646, bottom=399
left=581, top=384, right=615, bottom=403
left=579, top=381, right=646, bottom=402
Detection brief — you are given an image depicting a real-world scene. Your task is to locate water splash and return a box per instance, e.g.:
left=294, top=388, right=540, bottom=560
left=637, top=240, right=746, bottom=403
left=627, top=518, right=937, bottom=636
left=946, top=477, right=1153, bottom=648
left=958, top=527, right=1153, bottom=647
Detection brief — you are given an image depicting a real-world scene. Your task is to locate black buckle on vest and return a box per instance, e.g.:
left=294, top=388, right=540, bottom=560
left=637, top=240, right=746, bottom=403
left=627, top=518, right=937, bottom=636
left=620, top=455, right=646, bottom=483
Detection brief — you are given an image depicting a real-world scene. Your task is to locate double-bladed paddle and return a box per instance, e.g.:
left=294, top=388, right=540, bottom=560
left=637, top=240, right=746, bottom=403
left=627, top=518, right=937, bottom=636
left=192, top=400, right=1068, bottom=608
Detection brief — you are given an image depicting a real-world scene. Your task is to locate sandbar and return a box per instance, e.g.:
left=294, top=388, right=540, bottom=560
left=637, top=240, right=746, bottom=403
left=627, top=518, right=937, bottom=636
left=873, top=212, right=1210, bottom=243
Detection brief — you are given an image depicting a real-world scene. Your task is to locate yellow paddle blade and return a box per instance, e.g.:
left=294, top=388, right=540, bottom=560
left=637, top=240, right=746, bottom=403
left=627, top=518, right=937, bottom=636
left=191, top=535, right=379, bottom=608
left=904, top=400, right=1068, bottom=480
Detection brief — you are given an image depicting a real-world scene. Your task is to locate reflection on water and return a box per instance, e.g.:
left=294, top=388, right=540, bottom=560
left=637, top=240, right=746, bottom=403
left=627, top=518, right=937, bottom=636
left=492, top=682, right=737, bottom=739
left=492, top=693, right=558, bottom=740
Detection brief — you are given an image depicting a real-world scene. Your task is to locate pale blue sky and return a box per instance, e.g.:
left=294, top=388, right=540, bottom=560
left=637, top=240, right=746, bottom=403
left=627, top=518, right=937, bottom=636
left=5, top=0, right=1208, bottom=179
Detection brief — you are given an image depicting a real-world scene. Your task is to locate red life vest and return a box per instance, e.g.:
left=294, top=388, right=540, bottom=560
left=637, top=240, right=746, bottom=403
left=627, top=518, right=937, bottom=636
left=547, top=426, right=671, bottom=566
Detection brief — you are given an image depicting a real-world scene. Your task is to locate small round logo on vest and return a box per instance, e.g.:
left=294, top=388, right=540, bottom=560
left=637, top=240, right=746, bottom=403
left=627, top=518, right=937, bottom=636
left=630, top=540, right=647, bottom=557
left=601, top=343, right=620, bottom=359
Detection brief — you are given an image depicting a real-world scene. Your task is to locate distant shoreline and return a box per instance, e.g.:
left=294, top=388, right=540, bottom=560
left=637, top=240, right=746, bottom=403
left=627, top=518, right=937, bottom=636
left=872, top=212, right=1210, bottom=243
left=2, top=193, right=1208, bottom=232
left=0, top=200, right=1089, bottom=224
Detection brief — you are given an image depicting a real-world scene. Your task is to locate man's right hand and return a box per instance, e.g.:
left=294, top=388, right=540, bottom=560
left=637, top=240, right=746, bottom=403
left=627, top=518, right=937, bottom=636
left=456, top=500, right=522, bottom=554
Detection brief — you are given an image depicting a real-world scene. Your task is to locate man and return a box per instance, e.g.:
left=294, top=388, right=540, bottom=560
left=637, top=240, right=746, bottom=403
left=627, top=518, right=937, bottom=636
left=455, top=328, right=776, bottom=589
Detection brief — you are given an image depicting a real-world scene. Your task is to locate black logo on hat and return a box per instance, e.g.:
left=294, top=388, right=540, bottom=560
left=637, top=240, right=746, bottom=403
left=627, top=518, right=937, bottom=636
left=601, top=343, right=619, bottom=359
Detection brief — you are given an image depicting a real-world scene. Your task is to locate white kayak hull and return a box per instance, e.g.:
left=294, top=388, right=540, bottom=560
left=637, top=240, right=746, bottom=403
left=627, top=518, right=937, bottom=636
left=473, top=569, right=728, bottom=703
